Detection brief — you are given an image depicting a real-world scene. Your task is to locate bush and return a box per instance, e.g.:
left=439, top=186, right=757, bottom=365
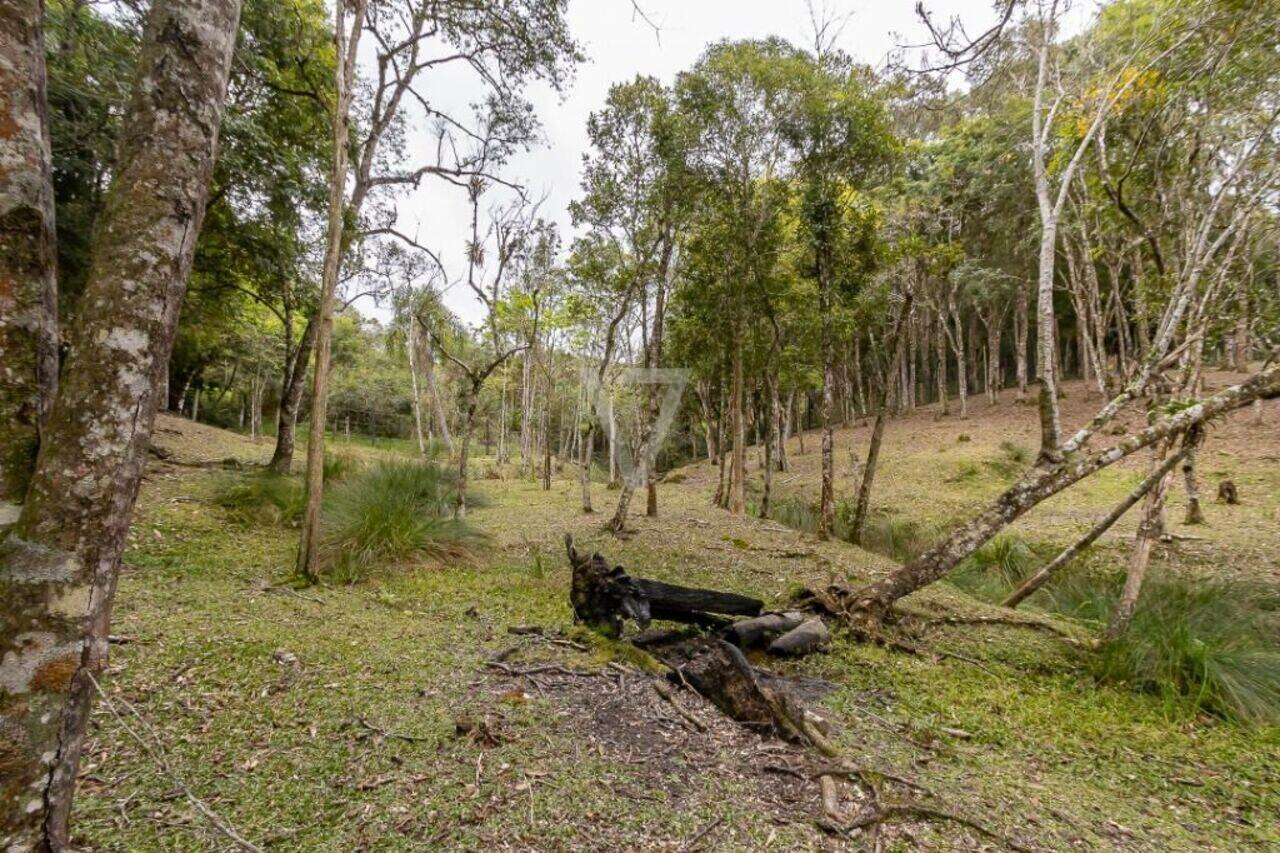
left=1093, top=575, right=1280, bottom=725
left=319, top=459, right=480, bottom=583
left=214, top=472, right=305, bottom=527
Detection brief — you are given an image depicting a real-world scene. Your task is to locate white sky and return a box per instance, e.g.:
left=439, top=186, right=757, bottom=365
left=359, top=0, right=1089, bottom=327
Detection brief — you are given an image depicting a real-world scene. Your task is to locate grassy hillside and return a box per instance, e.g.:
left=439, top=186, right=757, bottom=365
left=74, top=402, right=1279, bottom=850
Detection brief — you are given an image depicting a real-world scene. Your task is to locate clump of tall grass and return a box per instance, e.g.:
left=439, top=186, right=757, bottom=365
left=214, top=472, right=305, bottom=527
left=323, top=450, right=365, bottom=482
left=948, top=533, right=1036, bottom=601
left=1093, top=575, right=1280, bottom=726
left=319, top=458, right=480, bottom=583
left=853, top=513, right=938, bottom=564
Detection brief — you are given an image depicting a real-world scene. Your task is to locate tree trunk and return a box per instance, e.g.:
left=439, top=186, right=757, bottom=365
left=1233, top=269, right=1250, bottom=372
left=296, top=0, right=367, bottom=583
left=0, top=0, right=60, bottom=514
left=1181, top=446, right=1204, bottom=525
left=0, top=0, right=239, bottom=843
left=579, top=421, right=594, bottom=513
left=421, top=330, right=453, bottom=453
left=936, top=311, right=949, bottom=415
left=1106, top=446, right=1176, bottom=640
left=728, top=333, right=746, bottom=514
left=850, top=290, right=913, bottom=545
left=818, top=256, right=835, bottom=540
left=408, top=317, right=427, bottom=457
left=456, top=387, right=478, bottom=519
left=269, top=314, right=317, bottom=472
left=1014, top=282, right=1029, bottom=401
left=949, top=295, right=968, bottom=419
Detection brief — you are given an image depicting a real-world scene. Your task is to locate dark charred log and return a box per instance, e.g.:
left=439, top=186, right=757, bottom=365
left=565, top=535, right=763, bottom=635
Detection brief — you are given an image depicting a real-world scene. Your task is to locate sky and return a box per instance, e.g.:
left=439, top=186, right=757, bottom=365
left=364, top=0, right=1084, bottom=327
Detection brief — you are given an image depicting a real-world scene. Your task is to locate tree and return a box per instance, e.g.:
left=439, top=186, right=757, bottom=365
left=784, top=50, right=894, bottom=537
left=0, top=0, right=241, bottom=842
left=0, top=0, right=60, bottom=517
left=295, top=0, right=582, bottom=580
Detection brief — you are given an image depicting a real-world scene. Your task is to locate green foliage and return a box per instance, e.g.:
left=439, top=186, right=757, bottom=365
left=855, top=513, right=938, bottom=564
left=214, top=472, right=305, bottom=527
left=1094, top=576, right=1280, bottom=725
left=949, top=533, right=1036, bottom=601
left=986, top=441, right=1032, bottom=478
left=318, top=460, right=481, bottom=583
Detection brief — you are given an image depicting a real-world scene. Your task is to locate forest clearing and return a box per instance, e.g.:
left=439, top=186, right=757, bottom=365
left=2, top=0, right=1278, bottom=849
left=68, top=386, right=1279, bottom=850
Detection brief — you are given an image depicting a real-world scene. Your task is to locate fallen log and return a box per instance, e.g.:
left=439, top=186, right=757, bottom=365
left=768, top=619, right=831, bottom=656
left=635, top=578, right=763, bottom=618
left=565, top=535, right=763, bottom=633
left=725, top=611, right=805, bottom=648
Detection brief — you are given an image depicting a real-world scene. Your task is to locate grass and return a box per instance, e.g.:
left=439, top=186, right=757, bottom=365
left=949, top=533, right=1037, bottom=601
left=79, top=404, right=1280, bottom=850
left=1094, top=575, right=1280, bottom=725
left=213, top=471, right=305, bottom=526
left=318, top=458, right=481, bottom=583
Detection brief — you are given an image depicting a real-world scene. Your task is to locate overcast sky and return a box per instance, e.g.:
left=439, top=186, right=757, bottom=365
left=364, top=0, right=1088, bottom=327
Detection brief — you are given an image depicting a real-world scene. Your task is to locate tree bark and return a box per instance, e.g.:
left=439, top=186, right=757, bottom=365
left=0, top=0, right=60, bottom=514
left=0, top=0, right=240, bottom=843
left=1106, top=446, right=1176, bottom=640
left=296, top=0, right=367, bottom=582
left=728, top=331, right=746, bottom=514
left=818, top=251, right=835, bottom=539
left=269, top=314, right=317, bottom=473
left=407, top=316, right=427, bottom=456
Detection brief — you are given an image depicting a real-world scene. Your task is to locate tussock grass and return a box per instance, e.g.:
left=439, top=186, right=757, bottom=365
left=949, top=533, right=1036, bottom=601
left=319, top=458, right=481, bottom=583
left=985, top=440, right=1032, bottom=478
left=853, top=513, right=938, bottom=564
left=214, top=471, right=305, bottom=527
left=1093, top=575, right=1280, bottom=725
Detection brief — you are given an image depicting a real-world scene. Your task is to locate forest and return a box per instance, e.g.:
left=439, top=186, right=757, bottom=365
left=1, top=0, right=1278, bottom=849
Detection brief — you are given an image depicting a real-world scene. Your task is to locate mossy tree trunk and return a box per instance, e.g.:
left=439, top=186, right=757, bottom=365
left=0, top=0, right=240, bottom=843
left=0, top=0, right=60, bottom=519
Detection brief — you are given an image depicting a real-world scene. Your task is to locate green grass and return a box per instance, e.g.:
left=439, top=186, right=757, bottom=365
left=1094, top=575, right=1280, bottom=725
left=949, top=532, right=1037, bottom=601
left=318, top=458, right=481, bottom=583
left=213, top=470, right=305, bottom=526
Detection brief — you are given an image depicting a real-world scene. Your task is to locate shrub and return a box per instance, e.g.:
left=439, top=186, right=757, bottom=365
left=214, top=472, right=305, bottom=527
left=319, top=459, right=481, bottom=583
left=1093, top=575, right=1280, bottom=725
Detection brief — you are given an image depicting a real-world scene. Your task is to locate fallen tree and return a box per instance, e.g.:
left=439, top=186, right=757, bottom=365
left=833, top=364, right=1280, bottom=626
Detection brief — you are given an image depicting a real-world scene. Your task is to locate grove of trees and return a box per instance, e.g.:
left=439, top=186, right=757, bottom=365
left=1, top=0, right=1277, bottom=844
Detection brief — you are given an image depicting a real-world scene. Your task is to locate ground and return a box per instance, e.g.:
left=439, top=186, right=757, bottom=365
left=74, top=375, right=1279, bottom=851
